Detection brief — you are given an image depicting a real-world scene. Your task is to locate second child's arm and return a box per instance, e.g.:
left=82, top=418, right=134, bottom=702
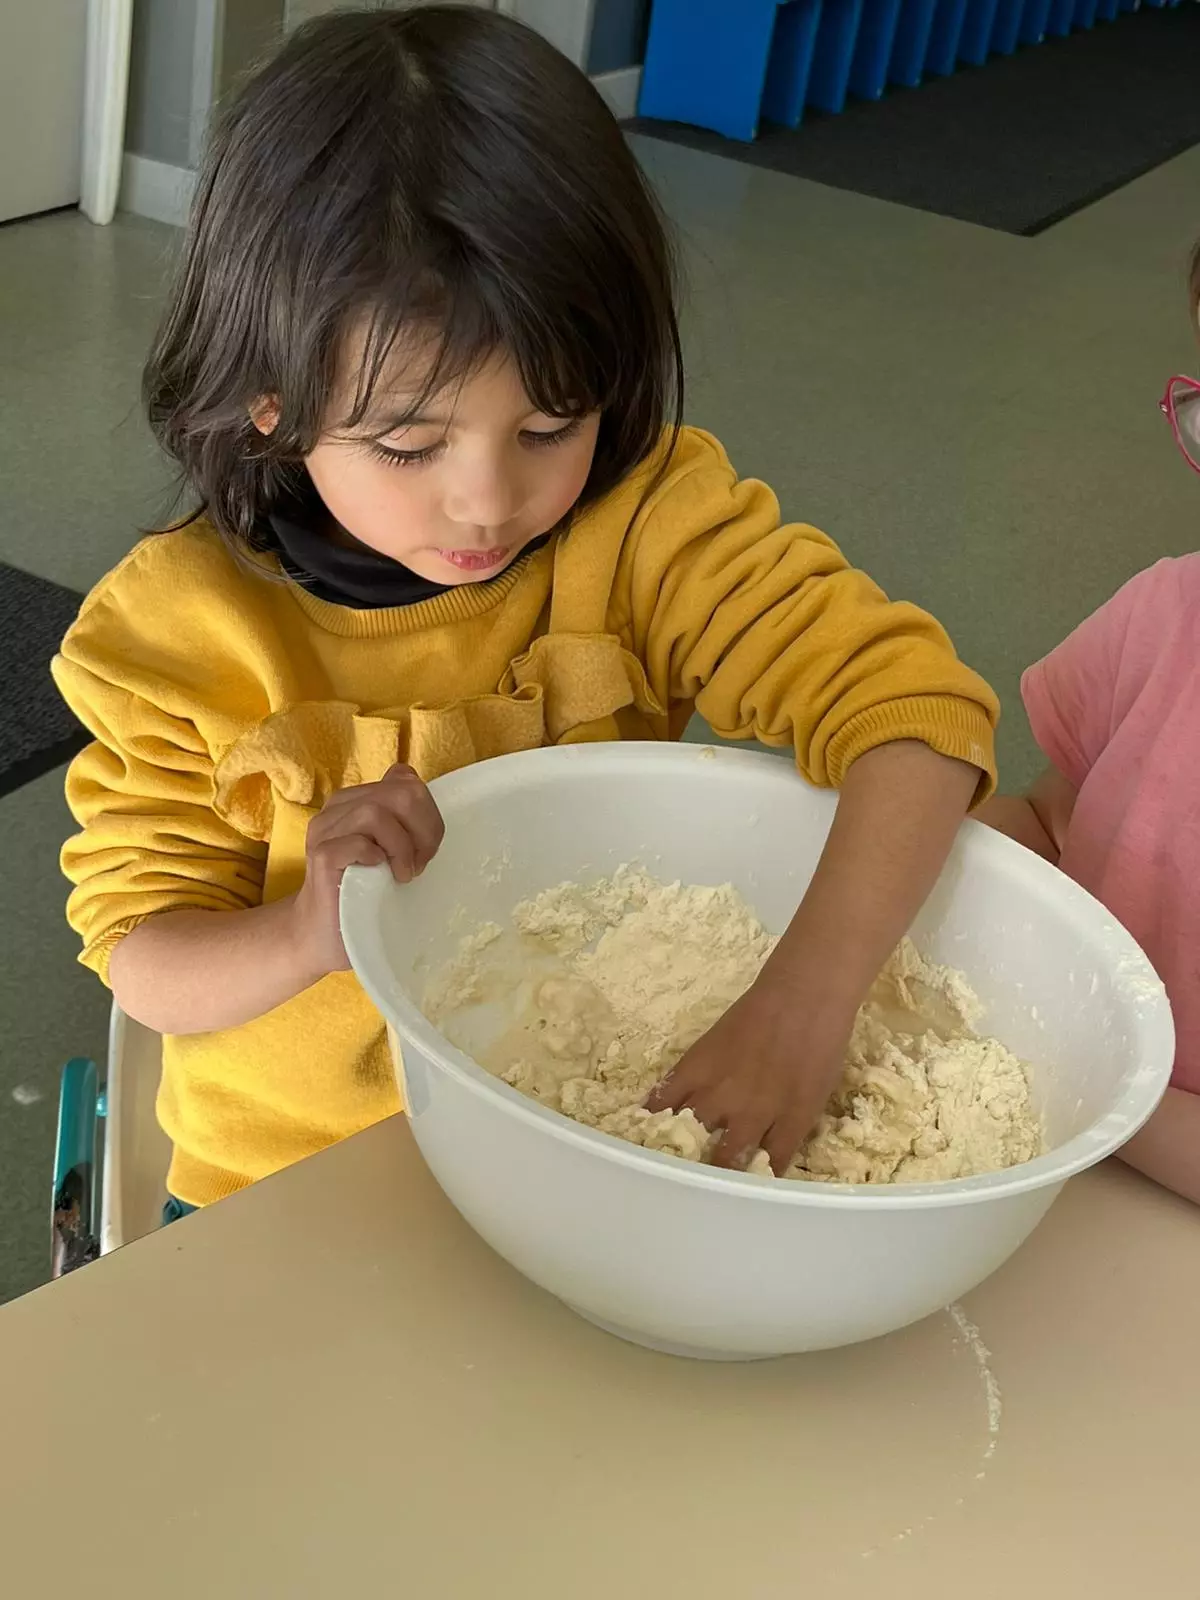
left=976, top=766, right=1077, bottom=863
left=981, top=768, right=1200, bottom=1206
left=1118, top=1089, right=1200, bottom=1206
left=110, top=765, right=443, bottom=1036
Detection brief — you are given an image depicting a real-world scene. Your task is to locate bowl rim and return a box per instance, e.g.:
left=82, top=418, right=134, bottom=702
left=341, top=744, right=1176, bottom=1212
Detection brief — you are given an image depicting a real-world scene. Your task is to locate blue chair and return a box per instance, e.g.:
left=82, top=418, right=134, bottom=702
left=52, top=1056, right=103, bottom=1276
left=639, top=0, right=822, bottom=141
left=51, top=1008, right=173, bottom=1275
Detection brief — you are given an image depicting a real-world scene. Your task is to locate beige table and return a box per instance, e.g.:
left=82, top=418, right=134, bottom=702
left=1, top=1121, right=1195, bottom=1599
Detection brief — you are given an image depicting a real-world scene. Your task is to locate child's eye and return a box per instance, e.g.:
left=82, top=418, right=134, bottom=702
left=365, top=439, right=444, bottom=470
left=364, top=416, right=583, bottom=470
left=521, top=417, right=585, bottom=450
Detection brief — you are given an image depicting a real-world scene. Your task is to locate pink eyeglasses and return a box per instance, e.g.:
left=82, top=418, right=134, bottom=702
left=1161, top=375, right=1200, bottom=475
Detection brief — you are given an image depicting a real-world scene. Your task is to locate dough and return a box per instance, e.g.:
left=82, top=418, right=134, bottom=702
left=424, top=868, right=1044, bottom=1184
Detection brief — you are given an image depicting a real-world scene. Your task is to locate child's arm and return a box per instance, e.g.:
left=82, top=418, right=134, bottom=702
left=1118, top=1089, right=1200, bottom=1206
left=53, top=550, right=443, bottom=1037
left=976, top=766, right=1078, bottom=863
left=982, top=771, right=1199, bottom=1205
left=110, top=897, right=323, bottom=1036
left=623, top=433, right=1001, bottom=1169
left=108, top=765, right=442, bottom=1036
left=650, top=740, right=978, bottom=1169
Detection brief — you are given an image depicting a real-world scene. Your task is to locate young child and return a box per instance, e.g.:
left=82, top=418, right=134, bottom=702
left=981, top=247, right=1200, bottom=1205
left=54, top=6, right=998, bottom=1212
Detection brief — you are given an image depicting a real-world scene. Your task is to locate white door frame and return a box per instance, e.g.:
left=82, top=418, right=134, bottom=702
left=80, top=0, right=133, bottom=224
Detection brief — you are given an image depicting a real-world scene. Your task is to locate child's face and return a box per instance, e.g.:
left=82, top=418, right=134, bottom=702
left=303, top=340, right=600, bottom=585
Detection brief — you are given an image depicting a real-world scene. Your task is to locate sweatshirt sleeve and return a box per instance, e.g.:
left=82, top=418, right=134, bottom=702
left=617, top=431, right=999, bottom=795
left=53, top=555, right=268, bottom=984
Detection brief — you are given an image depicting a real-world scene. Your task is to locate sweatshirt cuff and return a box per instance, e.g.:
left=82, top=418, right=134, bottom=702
left=165, top=1149, right=254, bottom=1208
left=824, top=695, right=998, bottom=805
left=78, top=914, right=158, bottom=986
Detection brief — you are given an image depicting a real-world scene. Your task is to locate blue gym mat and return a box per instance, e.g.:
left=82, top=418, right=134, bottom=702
left=630, top=5, right=1200, bottom=235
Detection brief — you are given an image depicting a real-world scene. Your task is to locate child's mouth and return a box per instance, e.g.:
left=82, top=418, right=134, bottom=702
left=437, top=546, right=512, bottom=573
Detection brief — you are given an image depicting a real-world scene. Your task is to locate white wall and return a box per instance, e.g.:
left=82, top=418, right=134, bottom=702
left=124, top=0, right=284, bottom=166
left=0, top=0, right=87, bottom=223
left=125, top=0, right=199, bottom=166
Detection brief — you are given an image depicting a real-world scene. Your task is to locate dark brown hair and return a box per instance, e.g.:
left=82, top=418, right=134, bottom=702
left=1190, top=238, right=1200, bottom=325
left=145, top=4, right=683, bottom=550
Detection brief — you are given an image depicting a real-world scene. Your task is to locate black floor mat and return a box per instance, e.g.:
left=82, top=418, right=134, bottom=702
left=0, top=563, right=86, bottom=799
left=630, top=5, right=1200, bottom=235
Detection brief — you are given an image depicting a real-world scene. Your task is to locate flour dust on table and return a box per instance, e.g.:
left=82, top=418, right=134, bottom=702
left=423, top=868, right=1045, bottom=1184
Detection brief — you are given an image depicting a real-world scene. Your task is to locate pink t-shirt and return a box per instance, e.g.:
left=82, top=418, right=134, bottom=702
left=1022, top=556, right=1200, bottom=1095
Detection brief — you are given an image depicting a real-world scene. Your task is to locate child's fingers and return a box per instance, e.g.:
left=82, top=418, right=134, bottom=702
left=321, top=802, right=422, bottom=882
left=682, top=1087, right=763, bottom=1171
left=309, top=832, right=388, bottom=879
left=318, top=767, right=444, bottom=874
left=380, top=763, right=445, bottom=868
left=650, top=1065, right=773, bottom=1172
left=320, top=764, right=429, bottom=815
left=646, top=1057, right=703, bottom=1114
left=708, top=1121, right=762, bottom=1172
left=760, top=1110, right=811, bottom=1177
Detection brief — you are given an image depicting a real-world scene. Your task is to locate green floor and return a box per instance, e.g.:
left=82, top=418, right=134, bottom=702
left=2, top=139, right=1198, bottom=1303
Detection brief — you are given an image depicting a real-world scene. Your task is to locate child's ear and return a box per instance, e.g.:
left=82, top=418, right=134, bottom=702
left=250, top=396, right=280, bottom=435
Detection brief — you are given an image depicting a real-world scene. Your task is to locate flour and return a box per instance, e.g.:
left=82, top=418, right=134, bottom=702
left=424, top=869, right=1044, bottom=1184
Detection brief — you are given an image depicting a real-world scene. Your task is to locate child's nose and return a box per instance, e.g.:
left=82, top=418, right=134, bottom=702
left=445, top=464, right=521, bottom=531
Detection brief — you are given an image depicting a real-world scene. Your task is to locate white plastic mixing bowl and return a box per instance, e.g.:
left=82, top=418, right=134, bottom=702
left=341, top=745, right=1173, bottom=1360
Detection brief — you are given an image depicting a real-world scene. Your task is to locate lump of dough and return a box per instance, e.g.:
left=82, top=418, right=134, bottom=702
left=426, top=870, right=1044, bottom=1187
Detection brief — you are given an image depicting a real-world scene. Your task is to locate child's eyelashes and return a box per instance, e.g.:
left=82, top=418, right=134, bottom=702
left=363, top=415, right=585, bottom=471
left=364, top=439, right=442, bottom=469
left=523, top=415, right=586, bottom=451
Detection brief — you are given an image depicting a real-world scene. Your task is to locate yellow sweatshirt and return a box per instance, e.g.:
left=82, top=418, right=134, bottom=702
left=55, top=428, right=998, bottom=1206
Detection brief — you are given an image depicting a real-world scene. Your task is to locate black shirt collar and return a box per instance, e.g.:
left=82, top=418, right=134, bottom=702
left=261, top=478, right=553, bottom=610
left=263, top=481, right=459, bottom=609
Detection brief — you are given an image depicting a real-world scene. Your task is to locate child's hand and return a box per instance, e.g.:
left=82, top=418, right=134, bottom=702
left=646, top=975, right=853, bottom=1173
left=293, top=763, right=445, bottom=976
left=650, top=744, right=983, bottom=1175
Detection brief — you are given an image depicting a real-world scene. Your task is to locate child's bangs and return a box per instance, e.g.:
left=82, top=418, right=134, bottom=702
left=336, top=264, right=618, bottom=438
